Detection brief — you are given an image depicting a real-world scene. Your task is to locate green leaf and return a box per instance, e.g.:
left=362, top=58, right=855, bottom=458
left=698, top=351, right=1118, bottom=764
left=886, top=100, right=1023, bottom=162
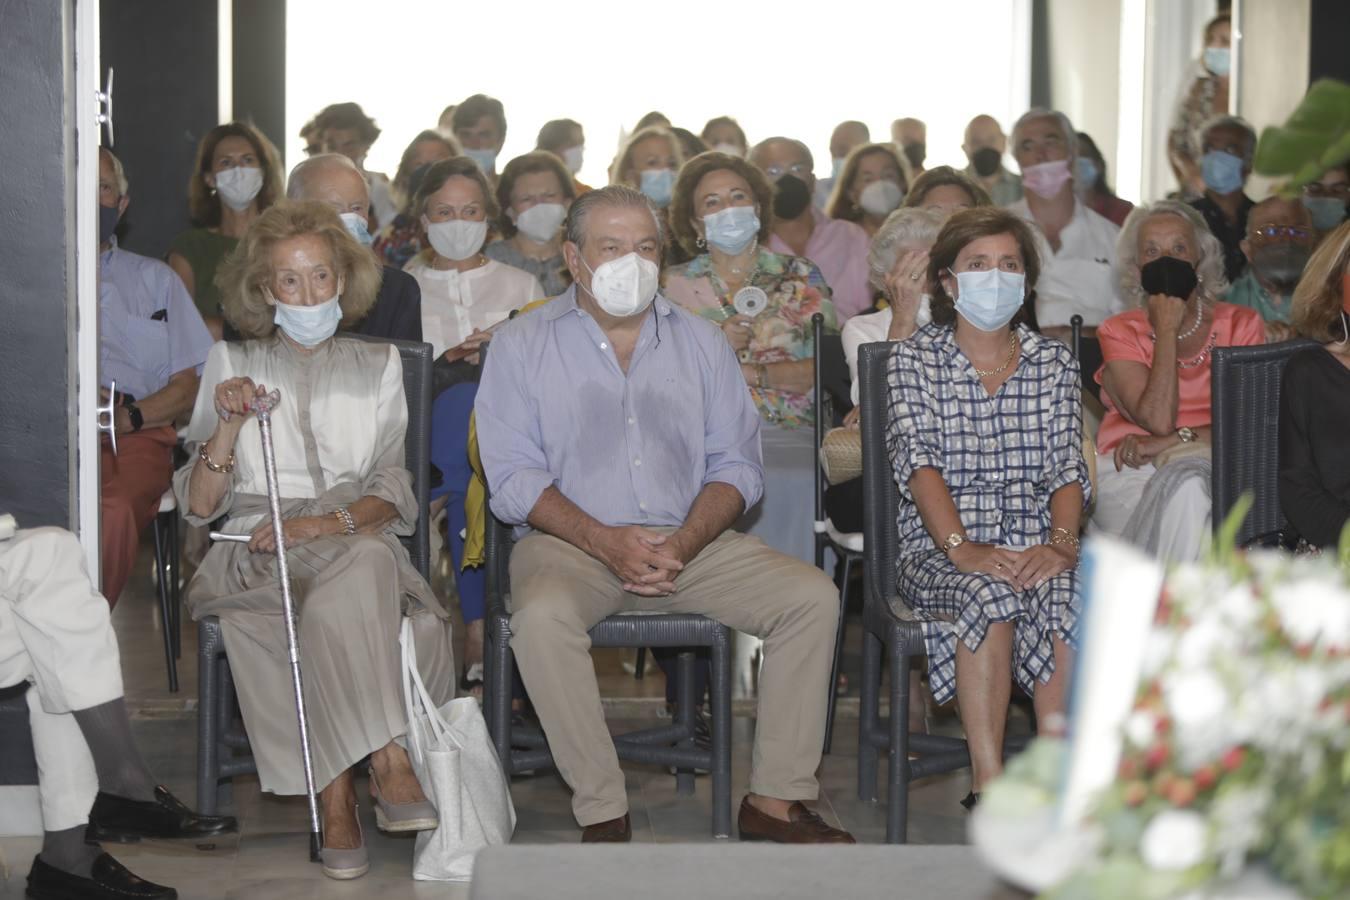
left=1254, top=79, right=1350, bottom=194
left=1212, top=493, right=1253, bottom=566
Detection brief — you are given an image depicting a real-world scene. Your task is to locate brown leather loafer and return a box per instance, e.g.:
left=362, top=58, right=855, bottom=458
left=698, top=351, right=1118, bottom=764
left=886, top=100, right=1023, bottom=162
left=580, top=814, right=631, bottom=843
left=737, top=797, right=856, bottom=844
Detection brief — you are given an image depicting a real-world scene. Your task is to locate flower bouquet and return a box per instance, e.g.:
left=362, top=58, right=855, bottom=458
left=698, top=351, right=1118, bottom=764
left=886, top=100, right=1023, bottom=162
left=972, top=504, right=1350, bottom=898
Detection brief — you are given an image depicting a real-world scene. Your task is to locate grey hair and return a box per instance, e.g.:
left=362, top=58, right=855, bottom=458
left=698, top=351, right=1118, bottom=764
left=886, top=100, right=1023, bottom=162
left=286, top=152, right=362, bottom=200
left=564, top=185, right=664, bottom=249
left=748, top=136, right=815, bottom=171
left=867, top=207, right=945, bottom=295
left=1010, top=108, right=1078, bottom=160
left=1199, top=114, right=1258, bottom=163
left=99, top=147, right=129, bottom=196
left=1116, top=199, right=1230, bottom=307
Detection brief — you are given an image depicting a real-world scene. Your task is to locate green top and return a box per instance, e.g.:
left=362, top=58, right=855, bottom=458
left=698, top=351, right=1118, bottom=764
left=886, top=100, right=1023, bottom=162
left=1223, top=270, right=1293, bottom=324
left=169, top=227, right=238, bottom=320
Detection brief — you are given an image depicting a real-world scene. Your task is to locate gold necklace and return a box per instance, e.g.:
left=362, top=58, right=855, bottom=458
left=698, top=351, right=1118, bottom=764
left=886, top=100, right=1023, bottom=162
left=971, top=333, right=1019, bottom=378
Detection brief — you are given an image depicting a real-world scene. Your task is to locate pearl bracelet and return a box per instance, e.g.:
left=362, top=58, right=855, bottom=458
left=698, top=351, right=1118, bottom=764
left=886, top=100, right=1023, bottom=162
left=333, top=507, right=356, bottom=536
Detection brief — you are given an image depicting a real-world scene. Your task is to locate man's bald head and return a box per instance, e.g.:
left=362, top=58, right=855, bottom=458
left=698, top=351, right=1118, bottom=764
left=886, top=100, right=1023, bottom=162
left=830, top=121, right=870, bottom=160
left=963, top=115, right=1005, bottom=152
left=1247, top=195, right=1313, bottom=235
left=287, top=152, right=370, bottom=217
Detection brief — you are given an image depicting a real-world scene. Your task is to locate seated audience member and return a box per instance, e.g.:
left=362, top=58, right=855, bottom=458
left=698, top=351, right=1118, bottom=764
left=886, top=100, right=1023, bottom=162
left=286, top=154, right=422, bottom=342
left=700, top=115, right=749, bottom=158
left=452, top=94, right=508, bottom=182
left=487, top=152, right=578, bottom=297
left=436, top=104, right=457, bottom=136
left=1279, top=220, right=1350, bottom=550
left=177, top=201, right=454, bottom=880
left=816, top=120, right=871, bottom=210
left=826, top=143, right=912, bottom=238
left=373, top=130, right=459, bottom=270
left=672, top=127, right=711, bottom=163
left=886, top=207, right=1088, bottom=806
left=1168, top=13, right=1232, bottom=197
left=2, top=525, right=234, bottom=900
left=663, top=151, right=839, bottom=564
left=1092, top=201, right=1264, bottom=562
left=97, top=149, right=213, bottom=609
left=891, top=117, right=927, bottom=174
left=315, top=102, right=397, bottom=230
left=1302, top=163, right=1349, bottom=235
left=751, top=136, right=872, bottom=321
left=1225, top=196, right=1316, bottom=338
left=1187, top=115, right=1258, bottom=282
left=168, top=121, right=284, bottom=336
left=476, top=185, right=853, bottom=845
left=536, top=118, right=590, bottom=191
left=610, top=125, right=684, bottom=210
left=635, top=110, right=672, bottom=129
left=406, top=157, right=544, bottom=367
left=1075, top=132, right=1134, bottom=227
left=962, top=114, right=1023, bottom=206
left=300, top=118, right=322, bottom=157
left=1007, top=108, right=1124, bottom=343
left=904, top=166, right=994, bottom=214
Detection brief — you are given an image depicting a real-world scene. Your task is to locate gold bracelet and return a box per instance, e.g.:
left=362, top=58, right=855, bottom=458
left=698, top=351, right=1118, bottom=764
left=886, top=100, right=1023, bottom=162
left=198, top=442, right=235, bottom=474
left=333, top=507, right=357, bottom=536
left=1049, top=527, right=1080, bottom=552
left=756, top=364, right=768, bottom=391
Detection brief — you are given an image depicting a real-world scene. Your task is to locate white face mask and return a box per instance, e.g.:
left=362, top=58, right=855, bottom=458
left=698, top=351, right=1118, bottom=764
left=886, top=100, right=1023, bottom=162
left=859, top=180, right=905, bottom=217
left=561, top=146, right=585, bottom=175
left=580, top=251, right=660, bottom=318
left=514, top=202, right=567, bottom=244
left=273, top=294, right=342, bottom=346
left=423, top=218, right=488, bottom=261
left=214, top=166, right=264, bottom=211
left=712, top=142, right=744, bottom=158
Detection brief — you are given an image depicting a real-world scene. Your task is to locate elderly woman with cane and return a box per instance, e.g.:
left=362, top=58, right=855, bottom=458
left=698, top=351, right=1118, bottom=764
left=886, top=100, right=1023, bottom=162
left=175, top=201, right=454, bottom=880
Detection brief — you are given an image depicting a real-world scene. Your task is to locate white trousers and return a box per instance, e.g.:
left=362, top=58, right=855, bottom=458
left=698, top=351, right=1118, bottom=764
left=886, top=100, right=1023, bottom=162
left=1090, top=454, right=1211, bottom=563
left=0, top=527, right=124, bottom=831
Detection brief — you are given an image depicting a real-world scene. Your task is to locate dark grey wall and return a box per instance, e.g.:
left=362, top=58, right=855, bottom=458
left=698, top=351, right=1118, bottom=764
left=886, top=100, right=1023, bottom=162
left=233, top=0, right=287, bottom=160
left=1309, top=0, right=1350, bottom=85
left=0, top=2, right=74, bottom=527
left=101, top=0, right=219, bottom=259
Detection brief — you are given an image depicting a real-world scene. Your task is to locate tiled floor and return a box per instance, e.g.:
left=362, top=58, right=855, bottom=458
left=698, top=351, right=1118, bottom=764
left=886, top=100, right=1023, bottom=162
left=0, top=537, right=994, bottom=898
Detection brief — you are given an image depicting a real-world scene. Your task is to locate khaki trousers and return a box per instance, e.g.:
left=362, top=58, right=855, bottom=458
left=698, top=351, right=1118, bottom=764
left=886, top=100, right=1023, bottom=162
left=0, top=528, right=124, bottom=830
left=508, top=529, right=839, bottom=826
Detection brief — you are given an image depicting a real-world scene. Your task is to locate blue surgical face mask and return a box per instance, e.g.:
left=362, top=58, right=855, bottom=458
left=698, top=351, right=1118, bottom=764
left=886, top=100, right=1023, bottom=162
left=1074, top=156, right=1100, bottom=189
left=273, top=294, right=343, bottom=346
left=830, top=157, right=846, bottom=181
left=702, top=205, right=760, bottom=255
left=1303, top=195, right=1346, bottom=232
left=639, top=168, right=676, bottom=207
left=1203, top=46, right=1231, bottom=77
left=949, top=268, right=1025, bottom=332
left=339, top=212, right=373, bottom=246
left=1201, top=150, right=1245, bottom=194
left=465, top=147, right=498, bottom=175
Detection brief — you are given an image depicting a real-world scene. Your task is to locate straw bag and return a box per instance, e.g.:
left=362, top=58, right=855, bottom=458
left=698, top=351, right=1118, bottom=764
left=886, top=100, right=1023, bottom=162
left=819, top=426, right=863, bottom=485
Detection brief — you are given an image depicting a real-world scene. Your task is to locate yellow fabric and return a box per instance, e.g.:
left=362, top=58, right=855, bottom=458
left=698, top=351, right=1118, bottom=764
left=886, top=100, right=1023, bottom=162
left=461, top=297, right=553, bottom=569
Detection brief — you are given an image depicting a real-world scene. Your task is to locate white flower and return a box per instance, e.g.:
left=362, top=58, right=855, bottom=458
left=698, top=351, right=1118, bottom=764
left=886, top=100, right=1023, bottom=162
left=1140, top=809, right=1208, bottom=871
left=1175, top=617, right=1228, bottom=671
left=1215, top=583, right=1261, bottom=630
left=1269, top=577, right=1350, bottom=651
left=1166, top=670, right=1230, bottom=766
left=1125, top=710, right=1157, bottom=748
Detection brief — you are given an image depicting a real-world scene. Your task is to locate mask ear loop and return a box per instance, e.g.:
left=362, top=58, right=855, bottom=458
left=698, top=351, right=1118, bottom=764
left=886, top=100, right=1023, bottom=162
left=1334, top=310, right=1349, bottom=348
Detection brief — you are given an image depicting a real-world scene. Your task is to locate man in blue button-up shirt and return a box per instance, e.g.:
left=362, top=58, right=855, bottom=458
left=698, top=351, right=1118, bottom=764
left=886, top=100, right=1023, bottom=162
left=477, top=186, right=852, bottom=844
left=97, top=149, right=213, bottom=607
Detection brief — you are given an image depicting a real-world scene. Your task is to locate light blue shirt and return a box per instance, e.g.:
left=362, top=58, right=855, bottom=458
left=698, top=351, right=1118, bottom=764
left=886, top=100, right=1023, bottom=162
left=477, top=286, right=764, bottom=534
left=99, top=240, right=214, bottom=399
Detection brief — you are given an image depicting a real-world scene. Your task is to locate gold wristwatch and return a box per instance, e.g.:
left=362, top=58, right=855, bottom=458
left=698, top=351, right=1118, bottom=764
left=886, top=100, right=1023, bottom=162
left=1177, top=426, right=1197, bottom=443
left=941, top=533, right=967, bottom=556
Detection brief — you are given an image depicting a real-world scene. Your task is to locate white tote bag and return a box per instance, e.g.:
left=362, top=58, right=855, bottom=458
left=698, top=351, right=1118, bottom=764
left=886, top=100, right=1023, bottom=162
left=400, top=619, right=516, bottom=881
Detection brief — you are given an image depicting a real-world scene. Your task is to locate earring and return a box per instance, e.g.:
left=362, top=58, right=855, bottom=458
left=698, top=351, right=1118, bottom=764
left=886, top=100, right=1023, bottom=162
left=696, top=236, right=706, bottom=249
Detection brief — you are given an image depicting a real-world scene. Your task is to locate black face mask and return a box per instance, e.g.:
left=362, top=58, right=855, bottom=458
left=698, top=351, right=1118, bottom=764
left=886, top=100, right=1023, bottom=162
left=903, top=142, right=926, bottom=170
left=1251, top=242, right=1312, bottom=294
left=773, top=174, right=812, bottom=220
left=970, top=147, right=1002, bottom=177
left=1139, top=255, right=1199, bottom=300
left=99, top=203, right=121, bottom=245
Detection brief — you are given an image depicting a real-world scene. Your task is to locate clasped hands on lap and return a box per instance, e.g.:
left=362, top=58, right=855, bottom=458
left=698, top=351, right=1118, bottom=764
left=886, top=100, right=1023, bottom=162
left=948, top=541, right=1077, bottom=591
left=581, top=523, right=690, bottom=596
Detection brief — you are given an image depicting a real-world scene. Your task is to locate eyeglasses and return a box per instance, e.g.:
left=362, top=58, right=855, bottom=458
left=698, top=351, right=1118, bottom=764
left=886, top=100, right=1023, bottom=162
left=1303, top=182, right=1350, bottom=199
left=762, top=162, right=811, bottom=179
left=1249, top=224, right=1314, bottom=240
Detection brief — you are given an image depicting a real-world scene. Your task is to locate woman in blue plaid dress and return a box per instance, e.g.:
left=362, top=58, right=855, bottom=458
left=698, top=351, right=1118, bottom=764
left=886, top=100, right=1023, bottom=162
left=885, top=208, right=1091, bottom=804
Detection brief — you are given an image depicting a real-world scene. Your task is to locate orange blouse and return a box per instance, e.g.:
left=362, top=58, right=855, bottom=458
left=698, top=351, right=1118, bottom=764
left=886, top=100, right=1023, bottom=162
left=1094, top=302, right=1265, bottom=454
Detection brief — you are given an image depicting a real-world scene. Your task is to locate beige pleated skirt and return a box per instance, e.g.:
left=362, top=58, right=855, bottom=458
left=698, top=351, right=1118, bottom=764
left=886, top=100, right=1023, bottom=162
left=188, top=533, right=455, bottom=795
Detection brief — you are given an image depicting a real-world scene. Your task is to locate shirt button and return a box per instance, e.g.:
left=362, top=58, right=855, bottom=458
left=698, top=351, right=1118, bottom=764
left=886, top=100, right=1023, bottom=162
left=600, top=342, right=608, bottom=350
left=639, top=502, right=647, bottom=511
left=627, top=417, right=636, bottom=425
left=633, top=458, right=642, bottom=467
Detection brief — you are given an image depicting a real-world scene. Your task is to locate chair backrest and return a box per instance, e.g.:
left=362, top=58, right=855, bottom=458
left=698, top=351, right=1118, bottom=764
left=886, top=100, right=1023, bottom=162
left=859, top=341, right=901, bottom=606
left=1210, top=339, right=1316, bottom=545
left=348, top=333, right=433, bottom=578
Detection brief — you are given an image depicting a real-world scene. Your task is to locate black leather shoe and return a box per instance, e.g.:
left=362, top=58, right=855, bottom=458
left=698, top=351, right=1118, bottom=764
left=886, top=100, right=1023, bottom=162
left=26, top=853, right=177, bottom=899
left=85, top=786, right=237, bottom=843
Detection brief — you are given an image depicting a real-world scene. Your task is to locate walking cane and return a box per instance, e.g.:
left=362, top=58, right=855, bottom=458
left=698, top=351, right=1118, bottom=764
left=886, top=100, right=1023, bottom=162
left=214, top=388, right=324, bottom=862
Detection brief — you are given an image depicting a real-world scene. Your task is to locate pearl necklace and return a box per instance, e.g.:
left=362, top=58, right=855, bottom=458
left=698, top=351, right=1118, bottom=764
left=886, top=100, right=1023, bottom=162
left=972, top=333, right=1019, bottom=378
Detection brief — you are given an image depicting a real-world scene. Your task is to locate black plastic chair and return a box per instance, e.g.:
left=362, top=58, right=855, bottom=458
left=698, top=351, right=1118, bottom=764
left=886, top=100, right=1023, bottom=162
left=195, top=336, right=435, bottom=813
left=1210, top=340, right=1316, bottom=547
left=810, top=312, right=861, bottom=755
left=854, top=341, right=1029, bottom=843
left=150, top=490, right=183, bottom=692
left=482, top=508, right=734, bottom=838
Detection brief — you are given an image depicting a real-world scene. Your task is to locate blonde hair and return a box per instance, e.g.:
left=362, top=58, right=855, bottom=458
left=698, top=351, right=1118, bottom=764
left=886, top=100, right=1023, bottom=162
left=1116, top=200, right=1229, bottom=307
left=1292, top=219, right=1350, bottom=342
left=216, top=201, right=381, bottom=339
left=826, top=143, right=912, bottom=223
left=609, top=126, right=684, bottom=187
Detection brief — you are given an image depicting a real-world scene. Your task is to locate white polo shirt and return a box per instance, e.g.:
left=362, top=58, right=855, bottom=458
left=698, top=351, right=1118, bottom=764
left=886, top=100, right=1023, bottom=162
left=1008, top=197, right=1124, bottom=328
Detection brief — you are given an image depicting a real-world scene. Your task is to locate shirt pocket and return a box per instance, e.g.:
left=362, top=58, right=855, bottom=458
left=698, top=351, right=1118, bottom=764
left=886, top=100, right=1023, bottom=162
left=122, top=316, right=172, bottom=389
